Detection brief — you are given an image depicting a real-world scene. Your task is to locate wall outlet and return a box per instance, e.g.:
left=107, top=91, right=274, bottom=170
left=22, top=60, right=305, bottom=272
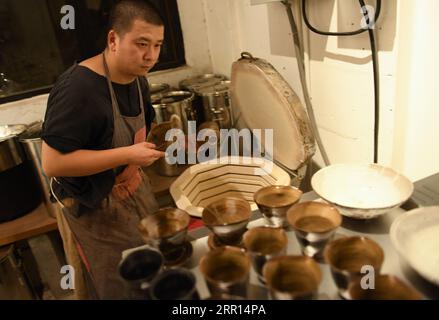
left=250, top=0, right=284, bottom=6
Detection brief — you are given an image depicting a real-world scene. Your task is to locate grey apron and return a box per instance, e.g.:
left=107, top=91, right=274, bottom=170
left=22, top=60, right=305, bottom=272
left=60, top=53, right=159, bottom=299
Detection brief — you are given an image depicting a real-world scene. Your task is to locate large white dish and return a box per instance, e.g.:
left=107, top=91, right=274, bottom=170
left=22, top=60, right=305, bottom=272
left=311, top=163, right=414, bottom=219
left=390, top=206, right=439, bottom=286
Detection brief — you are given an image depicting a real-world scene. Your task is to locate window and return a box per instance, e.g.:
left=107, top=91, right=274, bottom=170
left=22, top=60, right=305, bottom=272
left=0, top=0, right=185, bottom=103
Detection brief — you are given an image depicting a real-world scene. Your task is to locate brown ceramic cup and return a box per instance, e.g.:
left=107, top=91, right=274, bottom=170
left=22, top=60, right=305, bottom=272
left=287, top=201, right=342, bottom=259
left=202, top=197, right=251, bottom=245
left=263, top=255, right=322, bottom=300
left=199, top=246, right=251, bottom=298
left=348, top=275, right=422, bottom=300
left=254, top=186, right=303, bottom=228
left=118, top=247, right=164, bottom=299
left=242, top=226, right=288, bottom=282
left=324, top=236, right=385, bottom=299
left=149, top=268, right=199, bottom=300
left=138, top=207, right=190, bottom=260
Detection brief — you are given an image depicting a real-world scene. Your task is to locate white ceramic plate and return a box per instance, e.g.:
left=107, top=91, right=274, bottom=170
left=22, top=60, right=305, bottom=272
left=390, top=206, right=439, bottom=286
left=311, top=163, right=414, bottom=219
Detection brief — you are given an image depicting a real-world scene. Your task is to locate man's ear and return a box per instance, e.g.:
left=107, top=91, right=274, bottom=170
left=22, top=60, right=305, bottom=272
left=107, top=30, right=117, bottom=52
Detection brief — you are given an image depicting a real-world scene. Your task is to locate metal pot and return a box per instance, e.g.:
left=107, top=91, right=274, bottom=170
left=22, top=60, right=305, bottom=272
left=19, top=121, right=57, bottom=217
left=0, top=124, right=42, bottom=222
left=149, top=83, right=171, bottom=102
left=152, top=91, right=195, bottom=135
left=179, top=74, right=226, bottom=92
left=0, top=124, right=27, bottom=172
left=195, top=80, right=233, bottom=129
left=179, top=74, right=227, bottom=125
left=147, top=119, right=188, bottom=177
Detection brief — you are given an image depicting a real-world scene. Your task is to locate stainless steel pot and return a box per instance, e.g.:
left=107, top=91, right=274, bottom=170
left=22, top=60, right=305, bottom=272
left=149, top=83, right=171, bottom=102
left=0, top=124, right=42, bottom=222
left=179, top=75, right=232, bottom=128
left=19, top=121, right=57, bottom=217
left=179, top=74, right=226, bottom=92
left=196, top=80, right=233, bottom=129
left=150, top=93, right=194, bottom=177
left=0, top=124, right=27, bottom=172
left=152, top=91, right=195, bottom=134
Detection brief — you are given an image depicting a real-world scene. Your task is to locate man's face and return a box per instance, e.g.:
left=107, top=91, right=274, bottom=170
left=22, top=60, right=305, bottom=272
left=113, top=19, right=164, bottom=76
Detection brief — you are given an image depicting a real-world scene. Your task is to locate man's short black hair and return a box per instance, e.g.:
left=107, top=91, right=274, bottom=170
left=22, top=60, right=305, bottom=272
left=108, top=0, right=164, bottom=36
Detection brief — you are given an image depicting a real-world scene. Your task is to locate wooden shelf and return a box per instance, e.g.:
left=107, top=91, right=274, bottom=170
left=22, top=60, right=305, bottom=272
left=0, top=204, right=58, bottom=247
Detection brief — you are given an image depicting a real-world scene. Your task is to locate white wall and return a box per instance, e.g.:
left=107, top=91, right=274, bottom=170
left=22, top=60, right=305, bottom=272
left=204, top=0, right=397, bottom=164
left=392, top=0, right=439, bottom=181
left=203, top=0, right=438, bottom=181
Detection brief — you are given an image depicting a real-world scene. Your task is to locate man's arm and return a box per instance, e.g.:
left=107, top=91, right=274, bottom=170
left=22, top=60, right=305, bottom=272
left=42, top=141, right=165, bottom=178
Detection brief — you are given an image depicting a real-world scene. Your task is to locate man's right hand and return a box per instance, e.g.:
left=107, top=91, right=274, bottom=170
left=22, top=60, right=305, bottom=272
left=127, top=142, right=166, bottom=167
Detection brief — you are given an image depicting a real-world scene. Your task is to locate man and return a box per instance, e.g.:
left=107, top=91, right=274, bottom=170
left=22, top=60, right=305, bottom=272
left=42, top=0, right=166, bottom=299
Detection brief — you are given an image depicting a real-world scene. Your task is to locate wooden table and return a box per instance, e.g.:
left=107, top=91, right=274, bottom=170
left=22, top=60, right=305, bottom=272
left=0, top=203, right=58, bottom=247
left=0, top=167, right=180, bottom=248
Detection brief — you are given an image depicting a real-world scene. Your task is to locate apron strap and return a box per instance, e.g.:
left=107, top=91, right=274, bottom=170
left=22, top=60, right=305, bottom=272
left=102, top=52, right=145, bottom=122
left=102, top=53, right=122, bottom=118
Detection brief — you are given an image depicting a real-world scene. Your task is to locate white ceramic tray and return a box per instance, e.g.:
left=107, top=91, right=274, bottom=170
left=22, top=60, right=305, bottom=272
left=170, top=156, right=291, bottom=217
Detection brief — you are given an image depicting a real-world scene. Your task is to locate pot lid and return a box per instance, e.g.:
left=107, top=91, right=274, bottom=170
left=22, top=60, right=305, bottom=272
left=195, top=80, right=230, bottom=96
left=0, top=124, right=27, bottom=142
left=231, top=52, right=315, bottom=171
left=179, top=74, right=227, bottom=92
left=19, top=121, right=43, bottom=141
left=150, top=83, right=171, bottom=104
left=153, top=91, right=194, bottom=106
left=150, top=83, right=171, bottom=95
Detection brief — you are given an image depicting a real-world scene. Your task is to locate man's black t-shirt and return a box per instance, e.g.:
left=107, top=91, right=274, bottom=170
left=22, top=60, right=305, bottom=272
left=42, top=64, right=155, bottom=209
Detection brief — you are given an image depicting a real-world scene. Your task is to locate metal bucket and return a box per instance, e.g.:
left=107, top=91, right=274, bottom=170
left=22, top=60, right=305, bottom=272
left=19, top=121, right=57, bottom=218
left=0, top=124, right=42, bottom=222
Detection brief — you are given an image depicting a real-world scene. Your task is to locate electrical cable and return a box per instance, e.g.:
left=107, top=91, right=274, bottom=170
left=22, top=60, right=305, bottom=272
left=282, top=0, right=331, bottom=167
left=302, top=0, right=381, bottom=36
left=301, top=0, right=381, bottom=163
